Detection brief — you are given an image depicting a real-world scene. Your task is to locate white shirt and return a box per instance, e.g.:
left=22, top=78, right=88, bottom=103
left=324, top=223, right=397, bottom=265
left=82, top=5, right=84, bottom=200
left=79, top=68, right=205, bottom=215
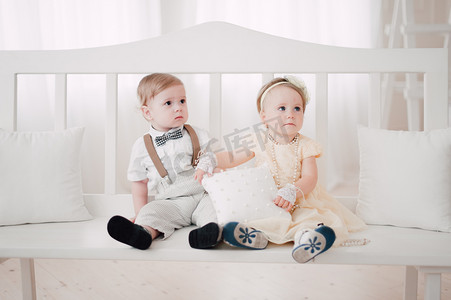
left=127, top=125, right=211, bottom=192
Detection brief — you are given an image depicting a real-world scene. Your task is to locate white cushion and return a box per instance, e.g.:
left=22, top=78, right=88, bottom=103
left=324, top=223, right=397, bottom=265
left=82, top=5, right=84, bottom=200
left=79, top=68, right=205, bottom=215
left=0, top=127, right=92, bottom=226
left=202, top=160, right=290, bottom=225
left=356, top=126, right=451, bottom=232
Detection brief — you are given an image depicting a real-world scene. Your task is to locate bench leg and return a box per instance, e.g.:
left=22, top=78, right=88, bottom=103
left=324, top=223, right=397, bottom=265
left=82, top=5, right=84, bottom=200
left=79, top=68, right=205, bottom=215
left=20, top=258, right=36, bottom=300
left=418, top=267, right=451, bottom=300
left=424, top=273, right=441, bottom=300
left=404, top=266, right=418, bottom=300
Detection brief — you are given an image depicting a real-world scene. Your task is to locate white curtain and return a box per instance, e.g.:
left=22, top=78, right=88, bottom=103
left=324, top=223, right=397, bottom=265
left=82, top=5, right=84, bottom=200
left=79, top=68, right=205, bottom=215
left=0, top=0, right=382, bottom=195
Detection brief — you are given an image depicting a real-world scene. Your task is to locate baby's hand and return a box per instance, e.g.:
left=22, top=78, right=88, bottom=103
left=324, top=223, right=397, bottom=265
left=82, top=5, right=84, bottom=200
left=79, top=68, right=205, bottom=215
left=194, top=168, right=208, bottom=184
left=273, top=196, right=294, bottom=212
left=275, top=183, right=297, bottom=212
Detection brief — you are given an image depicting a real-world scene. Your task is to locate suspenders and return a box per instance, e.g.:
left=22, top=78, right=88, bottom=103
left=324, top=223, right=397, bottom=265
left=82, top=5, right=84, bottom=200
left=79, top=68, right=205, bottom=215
left=142, top=124, right=200, bottom=179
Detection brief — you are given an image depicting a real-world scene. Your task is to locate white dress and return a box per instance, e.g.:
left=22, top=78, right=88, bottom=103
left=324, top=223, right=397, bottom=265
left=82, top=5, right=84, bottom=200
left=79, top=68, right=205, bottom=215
left=246, top=133, right=367, bottom=245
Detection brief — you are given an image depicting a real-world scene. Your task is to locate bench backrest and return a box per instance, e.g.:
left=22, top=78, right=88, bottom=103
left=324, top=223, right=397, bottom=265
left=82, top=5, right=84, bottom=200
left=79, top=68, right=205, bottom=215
left=0, top=22, right=448, bottom=216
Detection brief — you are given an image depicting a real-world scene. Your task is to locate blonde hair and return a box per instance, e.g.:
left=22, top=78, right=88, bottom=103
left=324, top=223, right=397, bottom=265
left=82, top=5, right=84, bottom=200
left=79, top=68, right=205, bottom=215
left=137, top=73, right=184, bottom=106
left=256, top=77, right=308, bottom=113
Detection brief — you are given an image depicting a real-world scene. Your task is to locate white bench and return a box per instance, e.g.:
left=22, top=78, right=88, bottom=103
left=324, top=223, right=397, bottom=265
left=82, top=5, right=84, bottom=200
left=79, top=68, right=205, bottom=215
left=0, top=22, right=450, bottom=300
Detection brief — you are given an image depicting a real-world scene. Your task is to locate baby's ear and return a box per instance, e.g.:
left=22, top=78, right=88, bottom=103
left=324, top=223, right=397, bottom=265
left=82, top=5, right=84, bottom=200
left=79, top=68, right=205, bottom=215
left=141, top=105, right=152, bottom=121
left=259, top=110, right=266, bottom=123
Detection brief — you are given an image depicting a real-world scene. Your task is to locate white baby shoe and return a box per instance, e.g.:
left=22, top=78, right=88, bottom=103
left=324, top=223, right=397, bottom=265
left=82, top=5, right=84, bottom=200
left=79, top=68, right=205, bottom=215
left=292, top=224, right=336, bottom=263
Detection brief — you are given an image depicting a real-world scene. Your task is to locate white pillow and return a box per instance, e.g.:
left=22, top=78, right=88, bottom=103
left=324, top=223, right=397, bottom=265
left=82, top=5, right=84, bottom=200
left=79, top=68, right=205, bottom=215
left=0, top=127, right=92, bottom=226
left=202, top=161, right=290, bottom=225
left=356, top=126, right=451, bottom=232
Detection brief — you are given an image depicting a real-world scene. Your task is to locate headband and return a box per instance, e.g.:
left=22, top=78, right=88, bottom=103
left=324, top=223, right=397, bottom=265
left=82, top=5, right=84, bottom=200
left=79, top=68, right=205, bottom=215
left=259, top=75, right=310, bottom=110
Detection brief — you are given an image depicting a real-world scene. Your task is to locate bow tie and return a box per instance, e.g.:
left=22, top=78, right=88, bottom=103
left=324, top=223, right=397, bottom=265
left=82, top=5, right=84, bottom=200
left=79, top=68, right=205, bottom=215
left=154, top=128, right=183, bottom=146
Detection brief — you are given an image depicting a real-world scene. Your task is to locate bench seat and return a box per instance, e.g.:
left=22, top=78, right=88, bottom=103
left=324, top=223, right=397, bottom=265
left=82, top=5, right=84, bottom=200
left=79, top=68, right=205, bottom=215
left=1, top=217, right=450, bottom=267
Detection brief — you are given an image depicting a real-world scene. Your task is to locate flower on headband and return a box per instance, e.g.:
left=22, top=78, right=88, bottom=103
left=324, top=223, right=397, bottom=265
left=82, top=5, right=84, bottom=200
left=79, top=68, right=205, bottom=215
left=284, top=75, right=310, bottom=105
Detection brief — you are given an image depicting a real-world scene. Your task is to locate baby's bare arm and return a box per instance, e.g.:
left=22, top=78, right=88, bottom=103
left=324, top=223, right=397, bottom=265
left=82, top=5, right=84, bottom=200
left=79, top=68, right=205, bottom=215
left=194, top=149, right=254, bottom=184
left=216, top=150, right=255, bottom=169
left=295, top=157, right=318, bottom=195
left=131, top=179, right=149, bottom=221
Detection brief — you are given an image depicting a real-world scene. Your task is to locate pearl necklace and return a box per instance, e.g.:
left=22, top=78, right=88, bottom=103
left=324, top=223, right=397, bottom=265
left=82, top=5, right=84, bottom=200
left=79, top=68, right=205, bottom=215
left=268, top=133, right=300, bottom=188
left=268, top=133, right=301, bottom=213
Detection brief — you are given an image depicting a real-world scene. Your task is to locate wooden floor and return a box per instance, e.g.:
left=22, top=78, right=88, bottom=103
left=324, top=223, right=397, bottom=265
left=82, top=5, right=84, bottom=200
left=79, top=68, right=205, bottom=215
left=1, top=258, right=450, bottom=300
